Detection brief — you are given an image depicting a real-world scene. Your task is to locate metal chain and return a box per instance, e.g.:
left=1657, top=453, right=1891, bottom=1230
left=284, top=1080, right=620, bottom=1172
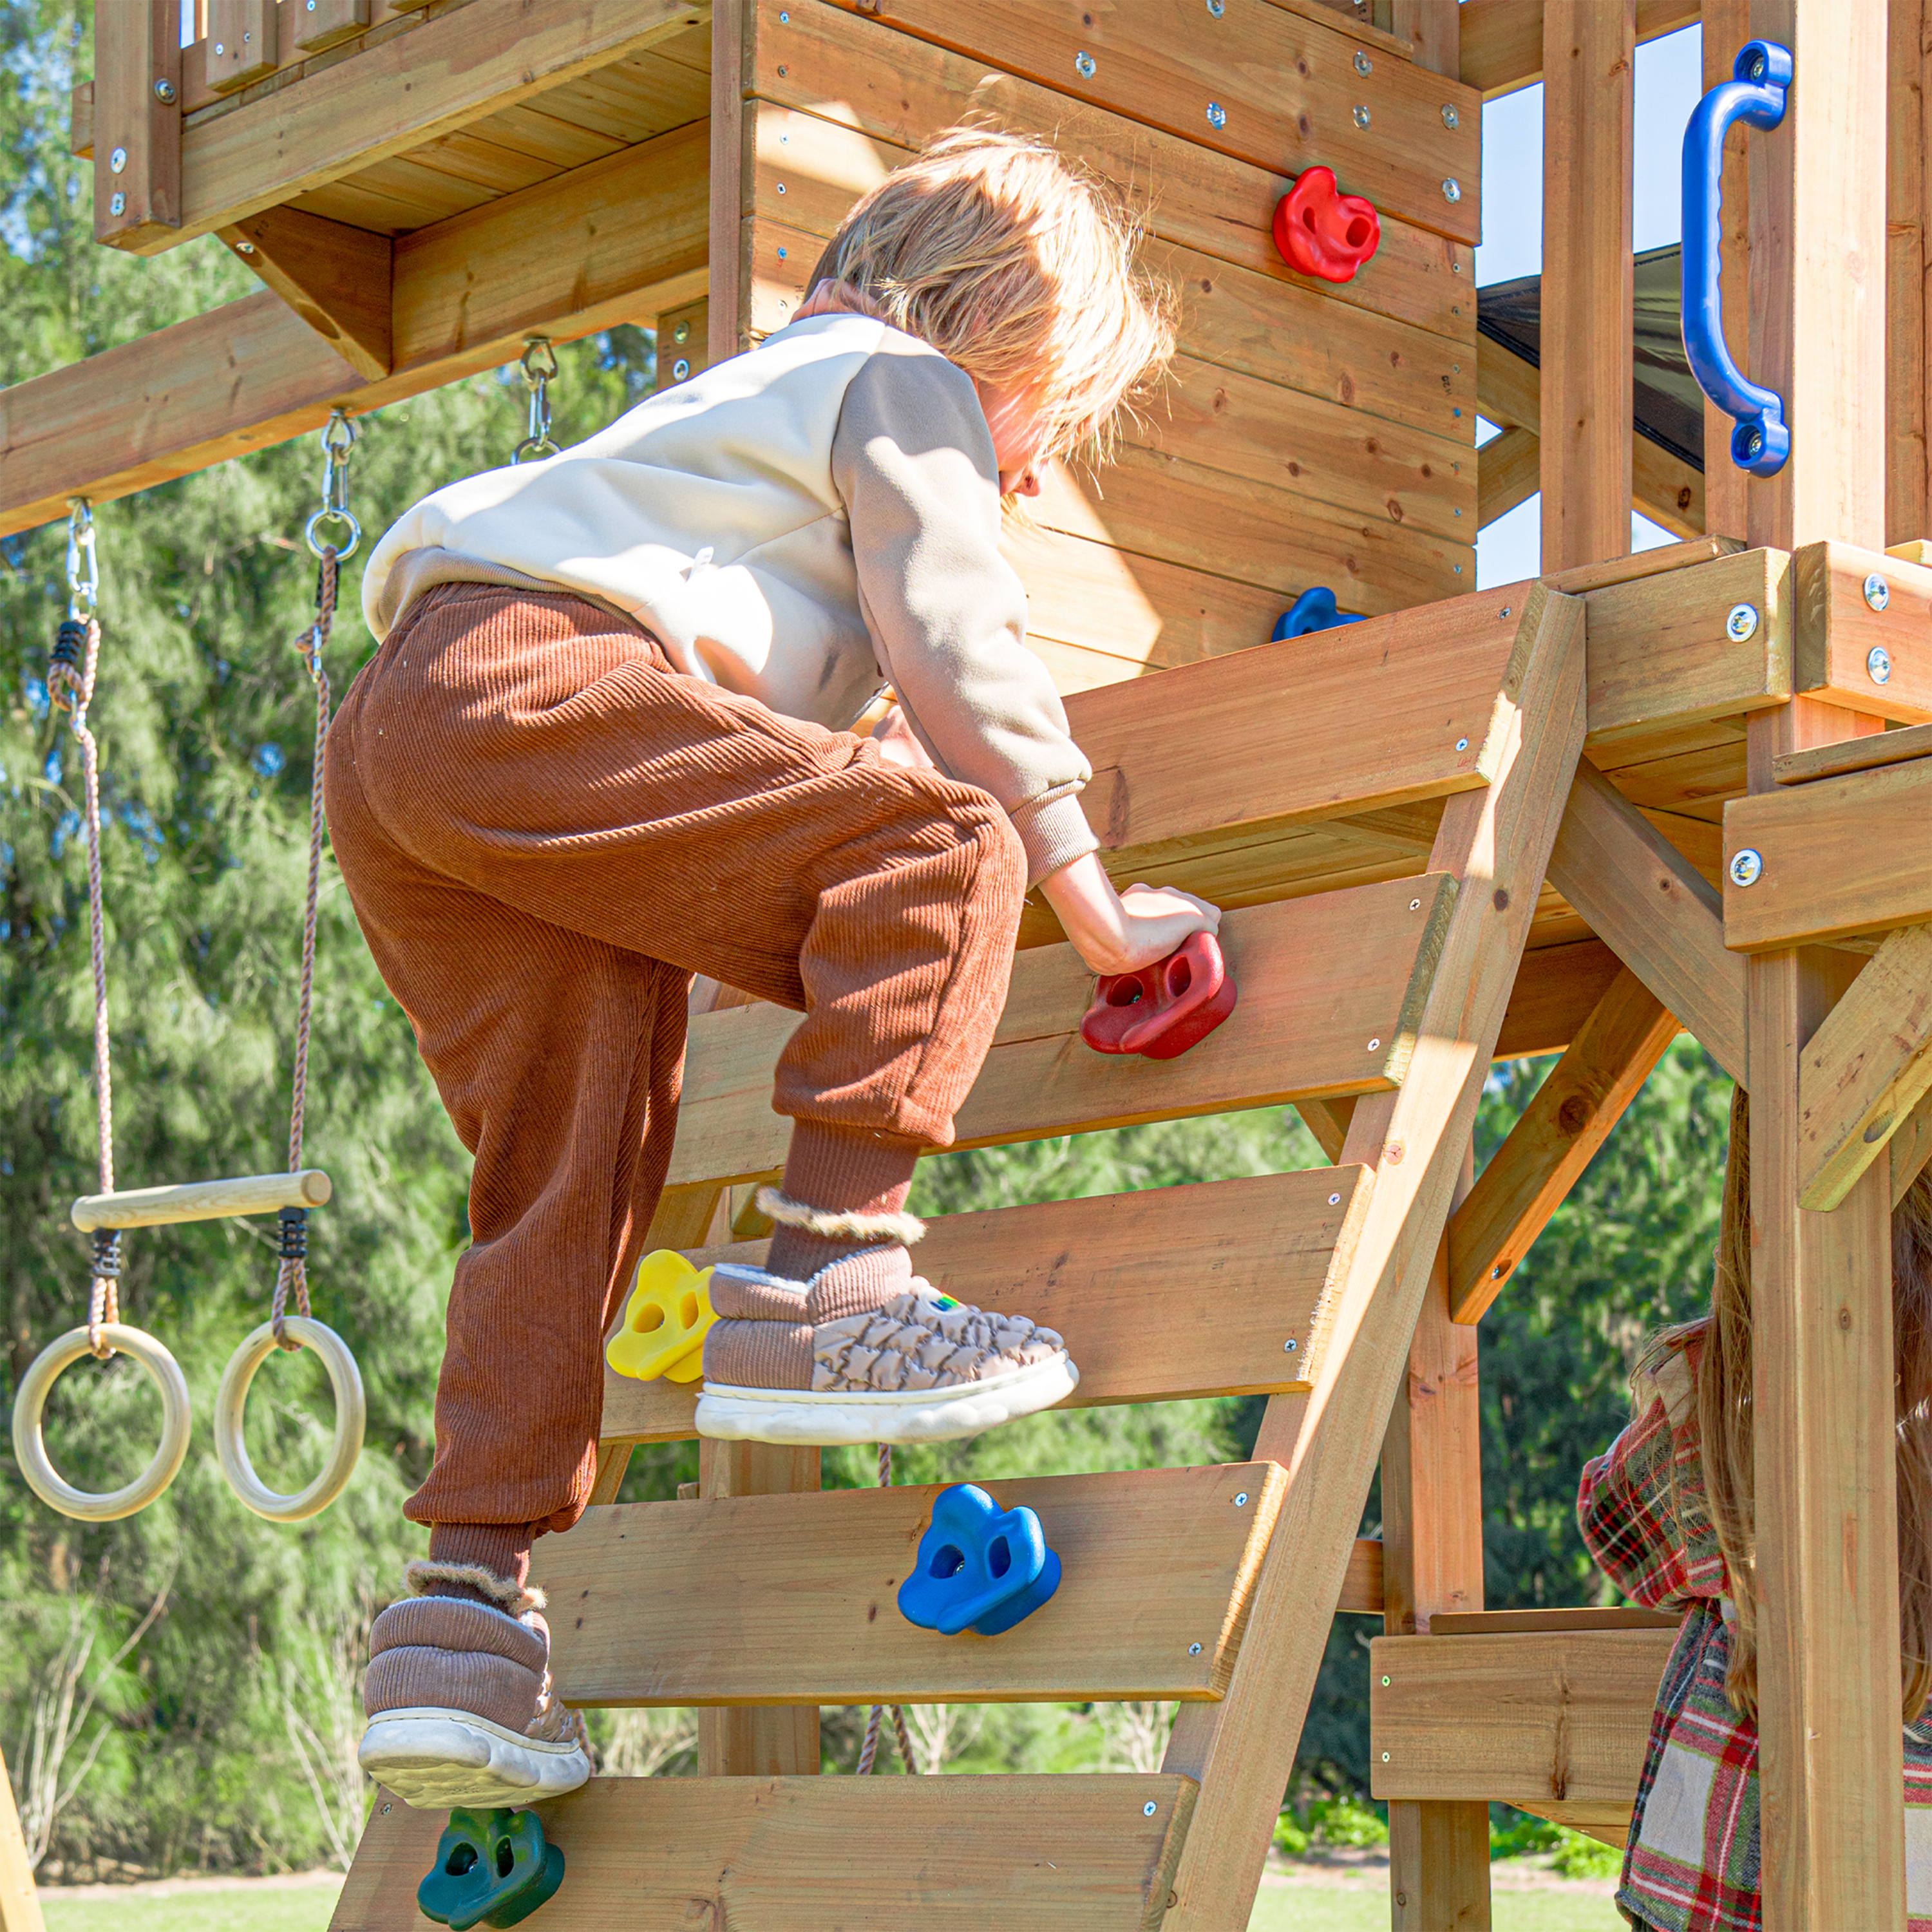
left=48, top=502, right=121, bottom=1356
left=856, top=1441, right=919, bottom=1776
left=513, top=337, right=560, bottom=463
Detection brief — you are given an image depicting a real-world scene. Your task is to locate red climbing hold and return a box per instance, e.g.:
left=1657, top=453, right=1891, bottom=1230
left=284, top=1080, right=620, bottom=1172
left=1272, top=167, right=1381, bottom=283
left=1081, top=931, right=1238, bottom=1062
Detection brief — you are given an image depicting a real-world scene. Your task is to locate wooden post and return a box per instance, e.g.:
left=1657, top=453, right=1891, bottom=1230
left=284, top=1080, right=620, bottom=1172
left=1382, top=1151, right=1490, bottom=1932
left=91, top=0, right=180, bottom=251
left=1703, top=0, right=1754, bottom=542
left=1539, top=0, right=1635, bottom=572
left=1389, top=0, right=1457, bottom=80
left=1888, top=0, right=1930, bottom=545
left=0, top=1746, right=45, bottom=1932
left=1743, top=5, right=1901, bottom=1927
left=708, top=0, right=746, bottom=368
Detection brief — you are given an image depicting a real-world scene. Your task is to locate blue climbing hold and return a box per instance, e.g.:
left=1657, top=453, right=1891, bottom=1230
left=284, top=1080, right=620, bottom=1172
left=1273, top=587, right=1365, bottom=640
left=898, top=1483, right=1063, bottom=1637
left=417, top=1808, right=565, bottom=1930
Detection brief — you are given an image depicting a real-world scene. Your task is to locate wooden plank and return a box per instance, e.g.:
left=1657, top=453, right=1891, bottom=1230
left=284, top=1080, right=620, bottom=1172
left=1795, top=926, right=1932, bottom=1210
left=1479, top=424, right=1540, bottom=528
left=815, top=0, right=1480, bottom=244
left=0, top=1747, right=44, bottom=1932
left=205, top=0, right=280, bottom=95
left=131, top=0, right=709, bottom=256
left=1340, top=1536, right=1384, bottom=1616
left=1457, top=0, right=1698, bottom=99
left=667, top=875, right=1458, bottom=1188
left=1795, top=540, right=1932, bottom=723
left=1634, top=430, right=1706, bottom=538
left=1448, top=967, right=1678, bottom=1323
left=654, top=296, right=709, bottom=390
left=1890, top=0, right=1929, bottom=549
left=91, top=0, right=180, bottom=249
left=1547, top=760, right=1748, bottom=1084
left=600, top=1167, right=1374, bottom=1444
left=1369, top=1629, right=1676, bottom=1805
left=293, top=0, right=373, bottom=54
left=1429, top=1607, right=1682, bottom=1636
left=1539, top=0, right=1634, bottom=573
left=0, top=128, right=709, bottom=538
left=711, top=0, right=744, bottom=361
left=220, top=205, right=392, bottom=379
left=1157, top=585, right=1586, bottom=1931
left=332, top=1774, right=1197, bottom=1932
left=1496, top=938, right=1624, bottom=1061
left=537, top=1463, right=1287, bottom=1706
left=1773, top=719, right=1932, bottom=784
left=1723, top=755, right=1932, bottom=951
left=1549, top=535, right=1747, bottom=594
left=1392, top=0, right=1457, bottom=77
left=1893, top=1087, right=1932, bottom=1207
left=1580, top=547, right=1791, bottom=750
left=743, top=1, right=1477, bottom=341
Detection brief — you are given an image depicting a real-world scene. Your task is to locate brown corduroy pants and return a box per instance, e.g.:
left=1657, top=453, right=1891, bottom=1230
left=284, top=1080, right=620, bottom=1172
left=323, top=585, right=1027, bottom=1535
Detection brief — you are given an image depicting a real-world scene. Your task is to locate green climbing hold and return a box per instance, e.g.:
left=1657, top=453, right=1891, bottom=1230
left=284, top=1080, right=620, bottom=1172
left=416, top=1807, right=565, bottom=1929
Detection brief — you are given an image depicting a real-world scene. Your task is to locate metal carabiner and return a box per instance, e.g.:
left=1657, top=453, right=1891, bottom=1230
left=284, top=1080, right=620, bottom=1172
left=65, top=498, right=98, bottom=621
left=513, top=336, right=561, bottom=463
left=304, top=409, right=362, bottom=560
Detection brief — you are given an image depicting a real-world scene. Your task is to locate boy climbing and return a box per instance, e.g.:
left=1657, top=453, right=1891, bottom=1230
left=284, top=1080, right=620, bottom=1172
left=327, top=131, right=1215, bottom=1809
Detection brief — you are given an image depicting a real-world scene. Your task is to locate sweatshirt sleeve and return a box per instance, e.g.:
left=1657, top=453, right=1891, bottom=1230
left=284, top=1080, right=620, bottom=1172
left=829, top=343, right=1099, bottom=886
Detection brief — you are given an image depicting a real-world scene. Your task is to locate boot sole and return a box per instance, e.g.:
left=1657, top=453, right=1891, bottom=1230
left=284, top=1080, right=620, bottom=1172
left=358, top=1709, right=591, bottom=1810
left=696, top=1351, right=1079, bottom=1445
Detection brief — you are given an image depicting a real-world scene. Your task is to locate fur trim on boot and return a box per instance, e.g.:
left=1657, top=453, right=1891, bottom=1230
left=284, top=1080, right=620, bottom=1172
left=404, top=1558, right=547, bottom=1618
left=755, top=1186, right=926, bottom=1249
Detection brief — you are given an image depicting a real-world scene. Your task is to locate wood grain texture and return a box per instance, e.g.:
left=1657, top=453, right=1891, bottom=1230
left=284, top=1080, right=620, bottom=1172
left=1794, top=541, right=1932, bottom=723
left=0, top=1748, right=43, bottom=1932
left=1495, top=938, right=1625, bottom=1060
left=1889, top=0, right=1930, bottom=547
left=601, top=1167, right=1372, bottom=1445
left=1457, top=0, right=1697, bottom=99
left=205, top=0, right=279, bottom=95
left=536, top=1464, right=1286, bottom=1706
left=1479, top=424, right=1540, bottom=528
left=1539, top=0, right=1634, bottom=574
left=1158, top=586, right=1586, bottom=1931
left=1772, top=719, right=1932, bottom=785
left=220, top=205, right=392, bottom=379
left=1369, top=1629, right=1676, bottom=1805
left=1893, top=1086, right=1932, bottom=1207
left=667, top=875, right=1459, bottom=1187
left=91, top=0, right=180, bottom=249
left=1448, top=967, right=1678, bottom=1321
left=1547, top=759, right=1747, bottom=1084
left=331, top=1774, right=1196, bottom=1932
left=1428, top=1607, right=1683, bottom=1636
left=71, top=1168, right=330, bottom=1232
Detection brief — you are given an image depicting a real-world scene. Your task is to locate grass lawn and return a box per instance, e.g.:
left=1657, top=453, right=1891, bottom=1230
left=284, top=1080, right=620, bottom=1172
left=1249, top=1877, right=1627, bottom=1931
left=41, top=1879, right=345, bottom=1932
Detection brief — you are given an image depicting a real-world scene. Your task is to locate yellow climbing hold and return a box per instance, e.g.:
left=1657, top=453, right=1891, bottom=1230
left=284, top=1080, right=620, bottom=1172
left=606, top=1250, right=717, bottom=1383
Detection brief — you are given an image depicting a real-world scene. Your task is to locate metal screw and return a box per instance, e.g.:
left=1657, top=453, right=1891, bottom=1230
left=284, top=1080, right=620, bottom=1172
left=1352, top=104, right=1370, bottom=128
left=672, top=359, right=691, bottom=381
left=1741, top=426, right=1764, bottom=460
left=1499, top=606, right=1511, bottom=617
left=1354, top=49, right=1372, bottom=75
left=381, top=1802, right=392, bottom=1816
left=109, top=146, right=127, bottom=174
left=1455, top=736, right=1469, bottom=751
left=1367, top=1037, right=1381, bottom=1051
left=1144, top=1801, right=1159, bottom=1816
left=213, top=41, right=223, bottom=53
left=1869, top=644, right=1893, bottom=684
left=674, top=320, right=690, bottom=343
left=777, top=182, right=786, bottom=193
left=1491, top=1264, right=1506, bottom=1280
left=235, top=239, right=255, bottom=253
left=1441, top=103, right=1459, bottom=129
left=1409, top=898, right=1421, bottom=911
left=108, top=191, right=125, bottom=216
left=1329, top=1192, right=1341, bottom=1205
left=1381, top=1751, right=1392, bottom=1763
left=1728, top=848, right=1764, bottom=888
left=1075, top=50, right=1096, bottom=77
left=1864, top=572, right=1890, bottom=611
left=1206, top=0, right=1224, bottom=14
left=1284, top=1338, right=1298, bottom=1351
left=1189, top=1642, right=1203, bottom=1655
left=1381, top=1674, right=1392, bottom=1687
left=1443, top=178, right=1462, bottom=203
left=777, top=64, right=786, bottom=75
left=777, top=246, right=788, bottom=258
left=1235, top=1492, right=1250, bottom=1507
left=1725, top=602, right=1759, bottom=643
left=153, top=78, right=176, bottom=103
left=1206, top=101, right=1227, bottom=128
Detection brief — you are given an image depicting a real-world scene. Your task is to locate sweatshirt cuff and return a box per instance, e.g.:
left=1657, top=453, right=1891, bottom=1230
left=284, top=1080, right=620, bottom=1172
left=1008, top=790, right=1101, bottom=889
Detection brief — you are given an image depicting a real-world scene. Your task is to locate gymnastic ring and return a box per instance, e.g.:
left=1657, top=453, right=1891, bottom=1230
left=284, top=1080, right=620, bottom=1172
left=214, top=1317, right=366, bottom=1523
left=11, top=1324, right=193, bottom=1522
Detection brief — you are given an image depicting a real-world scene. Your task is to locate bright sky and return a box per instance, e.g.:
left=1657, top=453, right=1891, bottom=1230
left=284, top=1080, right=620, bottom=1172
left=1474, top=23, right=1705, bottom=588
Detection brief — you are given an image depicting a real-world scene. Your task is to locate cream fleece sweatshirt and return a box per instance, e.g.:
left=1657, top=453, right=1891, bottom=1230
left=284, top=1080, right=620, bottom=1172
left=360, top=313, right=1099, bottom=885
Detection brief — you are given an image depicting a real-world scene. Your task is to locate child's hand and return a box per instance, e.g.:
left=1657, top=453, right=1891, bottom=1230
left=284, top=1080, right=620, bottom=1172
left=1037, top=851, right=1221, bottom=978
left=871, top=705, right=936, bottom=772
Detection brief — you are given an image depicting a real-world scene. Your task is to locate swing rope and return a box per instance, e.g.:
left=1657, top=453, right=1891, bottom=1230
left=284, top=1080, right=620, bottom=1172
left=856, top=1440, right=920, bottom=1776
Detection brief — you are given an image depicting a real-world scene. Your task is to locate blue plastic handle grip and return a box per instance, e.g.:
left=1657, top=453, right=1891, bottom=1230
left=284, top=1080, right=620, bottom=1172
left=1681, top=39, right=1793, bottom=477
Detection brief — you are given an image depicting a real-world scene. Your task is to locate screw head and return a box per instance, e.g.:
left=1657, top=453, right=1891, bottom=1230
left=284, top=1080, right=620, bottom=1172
left=153, top=78, right=176, bottom=102
left=1381, top=1751, right=1392, bottom=1763
left=1499, top=606, right=1511, bottom=617
left=1409, top=898, right=1421, bottom=911
left=1075, top=49, right=1096, bottom=77
left=1455, top=737, right=1469, bottom=752
left=1144, top=1801, right=1159, bottom=1816
left=1729, top=848, right=1765, bottom=888
left=1235, top=1492, right=1250, bottom=1506
left=1441, top=103, right=1459, bottom=129
left=1443, top=177, right=1462, bottom=203
left=1206, top=0, right=1224, bottom=15
left=109, top=146, right=127, bottom=173
left=1354, top=49, right=1372, bottom=75
left=1869, top=643, right=1893, bottom=684
left=777, top=246, right=787, bottom=259
left=213, top=41, right=223, bottom=53
left=235, top=239, right=255, bottom=253
left=674, top=320, right=690, bottom=343
left=1329, top=1192, right=1341, bottom=1205
left=1188, top=1642, right=1203, bottom=1655
left=1367, top=1037, right=1381, bottom=1052
left=108, top=191, right=125, bottom=216
left=1491, top=1264, right=1505, bottom=1280
left=672, top=358, right=691, bottom=381
left=1206, top=100, right=1227, bottom=128
left=1352, top=104, right=1370, bottom=128
left=1742, top=426, right=1764, bottom=459
left=1284, top=1338, right=1298, bottom=1351
left=1725, top=601, right=1760, bottom=643
left=1381, top=1674, right=1392, bottom=1687
left=1864, top=571, right=1891, bottom=611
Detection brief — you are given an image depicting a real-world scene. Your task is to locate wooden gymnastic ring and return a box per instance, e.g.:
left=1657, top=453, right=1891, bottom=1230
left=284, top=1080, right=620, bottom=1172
left=11, top=1324, right=193, bottom=1522
left=214, top=1317, right=366, bottom=1523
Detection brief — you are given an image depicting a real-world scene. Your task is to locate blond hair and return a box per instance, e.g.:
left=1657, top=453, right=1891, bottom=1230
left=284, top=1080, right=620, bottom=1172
left=805, top=128, right=1174, bottom=458
left=1638, top=1086, right=1932, bottom=1721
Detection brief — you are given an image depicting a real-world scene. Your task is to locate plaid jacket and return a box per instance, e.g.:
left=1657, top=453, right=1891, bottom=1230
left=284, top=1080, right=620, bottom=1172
left=1578, top=1336, right=1932, bottom=1931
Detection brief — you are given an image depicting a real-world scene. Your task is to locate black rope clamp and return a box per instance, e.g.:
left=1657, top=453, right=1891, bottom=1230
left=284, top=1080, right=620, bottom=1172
left=278, top=1206, right=308, bottom=1263
left=50, top=618, right=86, bottom=672
left=90, top=1229, right=122, bottom=1278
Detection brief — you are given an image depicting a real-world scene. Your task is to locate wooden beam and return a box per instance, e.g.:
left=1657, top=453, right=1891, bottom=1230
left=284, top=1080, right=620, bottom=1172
left=1294, top=1098, right=1358, bottom=1163
left=1539, top=0, right=1634, bottom=573
left=1633, top=431, right=1705, bottom=538
left=1370, top=1627, right=1677, bottom=1808
left=1497, top=938, right=1625, bottom=1060
left=1795, top=540, right=1932, bottom=723
left=0, top=1746, right=44, bottom=1932
left=1795, top=925, right=1932, bottom=1210
left=219, top=205, right=392, bottom=381
left=0, top=124, right=709, bottom=537
left=1428, top=1606, right=1683, bottom=1636
left=1891, top=1087, right=1932, bottom=1208
left=1157, top=585, right=1585, bottom=1932
left=1458, top=0, right=1699, bottom=99
left=1773, top=718, right=1932, bottom=784
left=333, top=1774, right=1198, bottom=1932
left=1478, top=424, right=1539, bottom=528
left=1891, top=0, right=1932, bottom=548
left=600, top=1168, right=1372, bottom=1444
left=1449, top=967, right=1679, bottom=1322
left=1701, top=0, right=1753, bottom=544
left=117, top=0, right=708, bottom=257
left=1546, top=760, right=1748, bottom=1084
left=667, top=874, right=1459, bottom=1188
left=1390, top=0, right=1458, bottom=78
left=91, top=0, right=180, bottom=249
left=710, top=0, right=746, bottom=362
left=205, top=0, right=279, bottom=95
left=540, top=1463, right=1285, bottom=1708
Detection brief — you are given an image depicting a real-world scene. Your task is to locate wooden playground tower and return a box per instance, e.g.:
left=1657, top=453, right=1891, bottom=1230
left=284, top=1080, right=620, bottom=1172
left=5, top=0, right=1932, bottom=1925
